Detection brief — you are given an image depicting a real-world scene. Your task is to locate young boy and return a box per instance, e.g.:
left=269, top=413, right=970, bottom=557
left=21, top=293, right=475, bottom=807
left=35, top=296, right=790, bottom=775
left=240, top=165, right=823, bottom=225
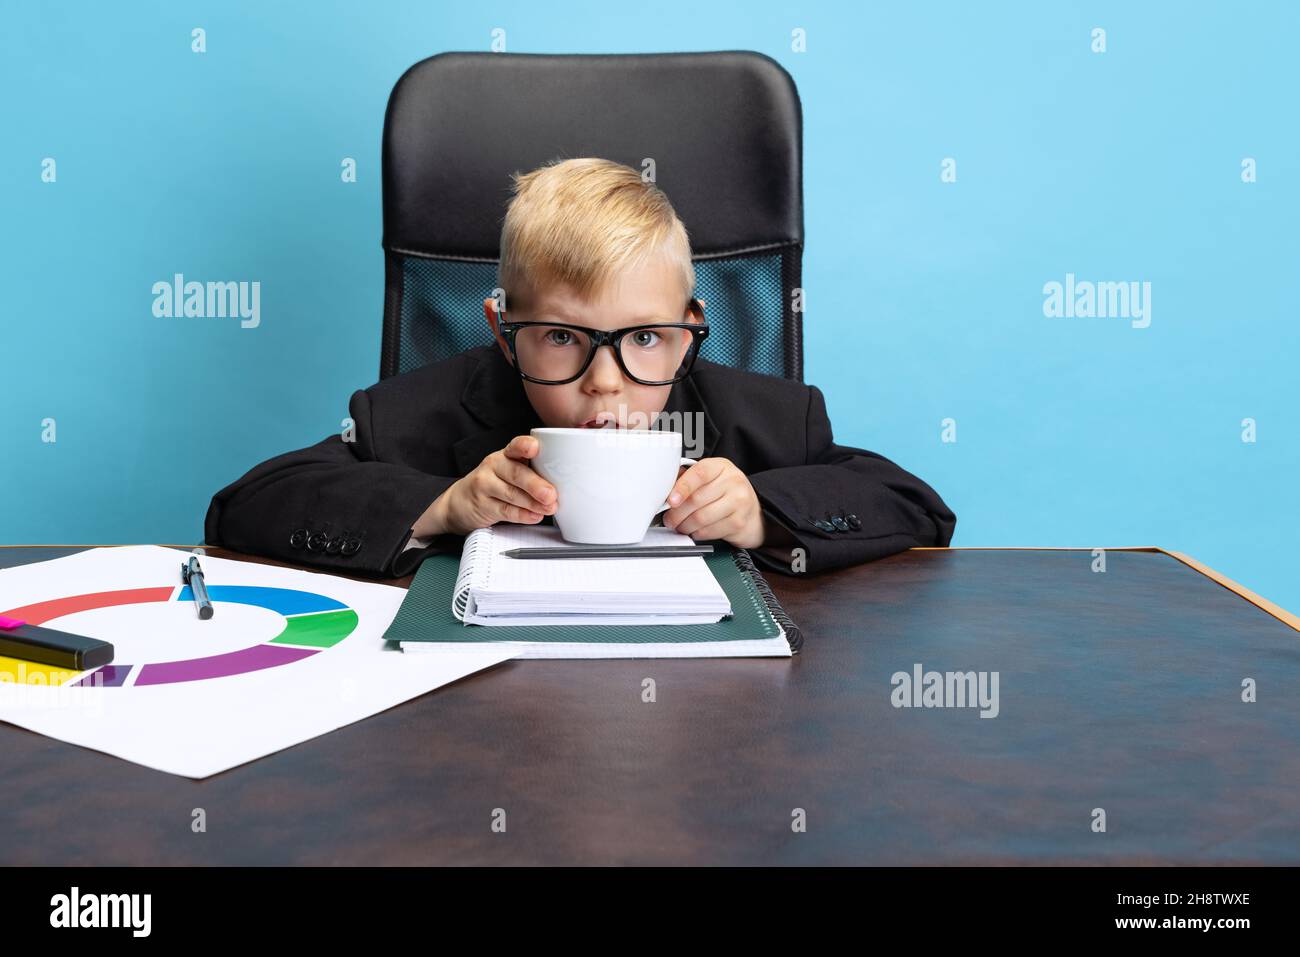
left=204, top=158, right=955, bottom=579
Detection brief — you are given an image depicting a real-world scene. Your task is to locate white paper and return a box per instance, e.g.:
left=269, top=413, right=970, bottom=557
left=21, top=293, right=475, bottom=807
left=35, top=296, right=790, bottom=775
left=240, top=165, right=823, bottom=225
left=0, top=546, right=517, bottom=778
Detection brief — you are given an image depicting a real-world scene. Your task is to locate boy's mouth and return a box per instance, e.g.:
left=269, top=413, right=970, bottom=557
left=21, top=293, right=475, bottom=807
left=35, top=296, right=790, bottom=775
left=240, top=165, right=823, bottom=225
left=577, top=412, right=620, bottom=429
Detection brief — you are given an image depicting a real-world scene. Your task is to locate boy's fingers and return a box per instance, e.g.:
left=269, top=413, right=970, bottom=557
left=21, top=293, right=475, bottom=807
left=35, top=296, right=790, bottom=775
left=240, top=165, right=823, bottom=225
left=489, top=472, right=553, bottom=515
left=668, top=458, right=721, bottom=506
left=483, top=477, right=542, bottom=523
left=674, top=498, right=733, bottom=537
left=502, top=435, right=539, bottom=461
left=493, top=498, right=543, bottom=523
left=664, top=473, right=727, bottom=528
left=676, top=511, right=749, bottom=541
left=684, top=519, right=734, bottom=542
left=496, top=457, right=557, bottom=507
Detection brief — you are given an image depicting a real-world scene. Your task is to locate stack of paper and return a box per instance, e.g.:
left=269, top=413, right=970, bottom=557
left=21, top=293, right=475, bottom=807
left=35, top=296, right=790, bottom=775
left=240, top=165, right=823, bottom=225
left=452, top=524, right=732, bottom=626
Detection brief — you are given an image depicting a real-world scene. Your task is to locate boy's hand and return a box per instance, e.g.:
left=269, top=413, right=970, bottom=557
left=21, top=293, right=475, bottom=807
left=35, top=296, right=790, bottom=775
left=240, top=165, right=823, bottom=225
left=662, top=457, right=767, bottom=549
left=415, top=436, right=557, bottom=538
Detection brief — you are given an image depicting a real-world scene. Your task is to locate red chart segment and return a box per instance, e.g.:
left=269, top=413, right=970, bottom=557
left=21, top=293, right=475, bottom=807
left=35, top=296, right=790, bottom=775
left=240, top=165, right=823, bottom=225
left=3, top=587, right=175, bottom=626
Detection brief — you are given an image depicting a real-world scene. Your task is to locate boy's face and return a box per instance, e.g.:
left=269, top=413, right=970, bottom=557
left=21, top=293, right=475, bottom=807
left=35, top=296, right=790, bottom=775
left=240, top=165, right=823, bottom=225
left=483, top=255, right=703, bottom=429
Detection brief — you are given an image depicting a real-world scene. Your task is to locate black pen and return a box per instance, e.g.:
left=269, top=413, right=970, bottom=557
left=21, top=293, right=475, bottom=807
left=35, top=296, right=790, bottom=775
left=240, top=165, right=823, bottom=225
left=181, top=556, right=214, bottom=619
left=503, top=545, right=714, bottom=559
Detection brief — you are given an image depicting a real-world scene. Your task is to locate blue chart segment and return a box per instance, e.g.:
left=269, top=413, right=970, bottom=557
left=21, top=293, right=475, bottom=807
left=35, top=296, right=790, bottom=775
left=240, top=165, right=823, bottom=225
left=179, top=585, right=347, bottom=615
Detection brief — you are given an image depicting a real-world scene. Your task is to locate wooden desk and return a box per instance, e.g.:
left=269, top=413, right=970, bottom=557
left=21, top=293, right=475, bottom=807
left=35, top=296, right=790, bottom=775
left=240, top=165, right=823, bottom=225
left=1, top=545, right=1296, bottom=865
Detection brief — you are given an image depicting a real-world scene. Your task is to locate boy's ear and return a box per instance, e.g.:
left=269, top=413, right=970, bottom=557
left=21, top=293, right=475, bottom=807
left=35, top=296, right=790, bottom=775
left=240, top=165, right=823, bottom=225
left=484, top=297, right=511, bottom=359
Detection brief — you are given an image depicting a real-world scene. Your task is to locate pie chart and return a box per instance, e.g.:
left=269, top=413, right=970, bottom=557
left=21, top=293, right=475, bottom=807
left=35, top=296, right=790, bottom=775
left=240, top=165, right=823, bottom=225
left=0, top=584, right=358, bottom=688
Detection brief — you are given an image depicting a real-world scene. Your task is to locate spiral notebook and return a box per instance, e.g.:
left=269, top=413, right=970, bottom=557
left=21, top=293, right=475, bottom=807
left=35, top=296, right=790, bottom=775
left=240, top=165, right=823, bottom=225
left=384, top=524, right=802, bottom=659
left=453, top=525, right=730, bottom=626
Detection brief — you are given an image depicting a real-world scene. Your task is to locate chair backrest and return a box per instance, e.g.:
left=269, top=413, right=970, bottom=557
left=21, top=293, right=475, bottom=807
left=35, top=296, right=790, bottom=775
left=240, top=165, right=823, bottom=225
left=379, top=51, right=805, bottom=381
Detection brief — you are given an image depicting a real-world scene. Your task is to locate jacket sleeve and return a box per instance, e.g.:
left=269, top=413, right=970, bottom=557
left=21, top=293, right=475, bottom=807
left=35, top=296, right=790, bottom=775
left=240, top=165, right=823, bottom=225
left=746, top=384, right=956, bottom=576
left=203, top=387, right=463, bottom=579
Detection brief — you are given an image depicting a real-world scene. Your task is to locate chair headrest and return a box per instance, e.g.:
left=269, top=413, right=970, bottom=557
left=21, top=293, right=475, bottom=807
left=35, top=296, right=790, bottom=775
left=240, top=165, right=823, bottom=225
left=382, top=51, right=804, bottom=260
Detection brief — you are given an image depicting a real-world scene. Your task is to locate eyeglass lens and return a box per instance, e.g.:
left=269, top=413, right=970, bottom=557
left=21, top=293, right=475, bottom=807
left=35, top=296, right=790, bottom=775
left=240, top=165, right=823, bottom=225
left=513, top=325, right=696, bottom=383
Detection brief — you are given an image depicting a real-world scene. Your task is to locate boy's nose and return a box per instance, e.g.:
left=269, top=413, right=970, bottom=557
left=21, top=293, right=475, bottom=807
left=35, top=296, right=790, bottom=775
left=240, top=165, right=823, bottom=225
left=583, top=344, right=624, bottom=391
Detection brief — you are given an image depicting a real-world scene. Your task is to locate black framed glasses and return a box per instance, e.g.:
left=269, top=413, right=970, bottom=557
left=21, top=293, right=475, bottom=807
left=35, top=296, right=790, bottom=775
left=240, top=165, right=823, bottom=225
left=496, top=299, right=709, bottom=386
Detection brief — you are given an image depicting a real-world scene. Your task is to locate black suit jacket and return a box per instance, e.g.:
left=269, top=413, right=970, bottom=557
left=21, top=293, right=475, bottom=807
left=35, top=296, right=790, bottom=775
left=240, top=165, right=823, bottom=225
left=204, top=345, right=956, bottom=579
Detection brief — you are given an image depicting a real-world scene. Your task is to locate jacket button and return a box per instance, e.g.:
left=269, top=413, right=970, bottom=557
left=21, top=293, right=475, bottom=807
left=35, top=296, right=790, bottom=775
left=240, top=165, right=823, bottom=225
left=831, top=515, right=850, bottom=532
left=307, top=532, right=328, bottom=552
left=813, top=519, right=835, bottom=533
left=341, top=538, right=361, bottom=556
left=847, top=513, right=862, bottom=530
left=325, top=536, right=343, bottom=555
left=289, top=528, right=308, bottom=549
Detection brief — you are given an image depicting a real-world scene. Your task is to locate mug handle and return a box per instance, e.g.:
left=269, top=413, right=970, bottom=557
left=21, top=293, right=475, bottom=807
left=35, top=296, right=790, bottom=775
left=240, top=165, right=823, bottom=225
left=653, top=458, right=699, bottom=515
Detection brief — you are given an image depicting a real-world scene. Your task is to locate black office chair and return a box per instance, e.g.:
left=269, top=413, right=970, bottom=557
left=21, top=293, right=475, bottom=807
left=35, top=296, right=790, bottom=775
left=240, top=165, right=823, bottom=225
left=378, top=50, right=805, bottom=382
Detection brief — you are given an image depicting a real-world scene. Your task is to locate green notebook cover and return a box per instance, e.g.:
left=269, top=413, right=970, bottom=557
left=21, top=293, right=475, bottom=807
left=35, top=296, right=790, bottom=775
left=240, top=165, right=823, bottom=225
left=383, top=544, right=802, bottom=652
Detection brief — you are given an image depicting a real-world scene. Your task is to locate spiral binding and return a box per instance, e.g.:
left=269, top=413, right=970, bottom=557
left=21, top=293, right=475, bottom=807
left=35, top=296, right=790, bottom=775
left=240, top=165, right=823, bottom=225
left=451, top=527, right=494, bottom=621
left=732, top=547, right=804, bottom=653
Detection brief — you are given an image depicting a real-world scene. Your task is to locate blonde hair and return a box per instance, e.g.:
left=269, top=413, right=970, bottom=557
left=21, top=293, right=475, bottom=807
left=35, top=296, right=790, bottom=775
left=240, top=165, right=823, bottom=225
left=498, top=157, right=695, bottom=312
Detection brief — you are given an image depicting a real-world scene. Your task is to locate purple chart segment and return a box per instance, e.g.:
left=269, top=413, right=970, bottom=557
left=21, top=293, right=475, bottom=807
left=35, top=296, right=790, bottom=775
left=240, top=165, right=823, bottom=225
left=134, top=644, right=319, bottom=686
left=73, top=664, right=131, bottom=688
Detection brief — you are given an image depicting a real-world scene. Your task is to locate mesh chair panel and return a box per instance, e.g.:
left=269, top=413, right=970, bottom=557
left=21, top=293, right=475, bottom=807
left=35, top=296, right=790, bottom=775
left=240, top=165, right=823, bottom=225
left=692, top=252, right=787, bottom=377
left=393, top=257, right=500, bottom=374
left=387, top=247, right=800, bottom=380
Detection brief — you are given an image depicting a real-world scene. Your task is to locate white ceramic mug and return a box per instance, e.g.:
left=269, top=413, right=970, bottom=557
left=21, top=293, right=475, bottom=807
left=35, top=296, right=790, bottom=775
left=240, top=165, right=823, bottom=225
left=529, top=427, right=696, bottom=544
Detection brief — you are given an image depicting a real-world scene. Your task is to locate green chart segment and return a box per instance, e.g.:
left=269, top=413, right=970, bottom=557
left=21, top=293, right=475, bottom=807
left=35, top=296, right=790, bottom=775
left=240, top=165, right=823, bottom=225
left=270, top=608, right=358, bottom=648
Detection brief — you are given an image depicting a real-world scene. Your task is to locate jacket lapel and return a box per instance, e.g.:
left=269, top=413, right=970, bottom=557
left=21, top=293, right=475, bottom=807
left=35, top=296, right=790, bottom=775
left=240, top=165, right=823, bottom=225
left=660, top=365, right=722, bottom=460
left=450, top=347, right=540, bottom=475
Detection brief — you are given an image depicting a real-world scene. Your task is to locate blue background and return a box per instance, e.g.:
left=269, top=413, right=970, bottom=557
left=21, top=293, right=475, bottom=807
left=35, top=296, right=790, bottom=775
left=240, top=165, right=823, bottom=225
left=3, top=2, right=1297, bottom=611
